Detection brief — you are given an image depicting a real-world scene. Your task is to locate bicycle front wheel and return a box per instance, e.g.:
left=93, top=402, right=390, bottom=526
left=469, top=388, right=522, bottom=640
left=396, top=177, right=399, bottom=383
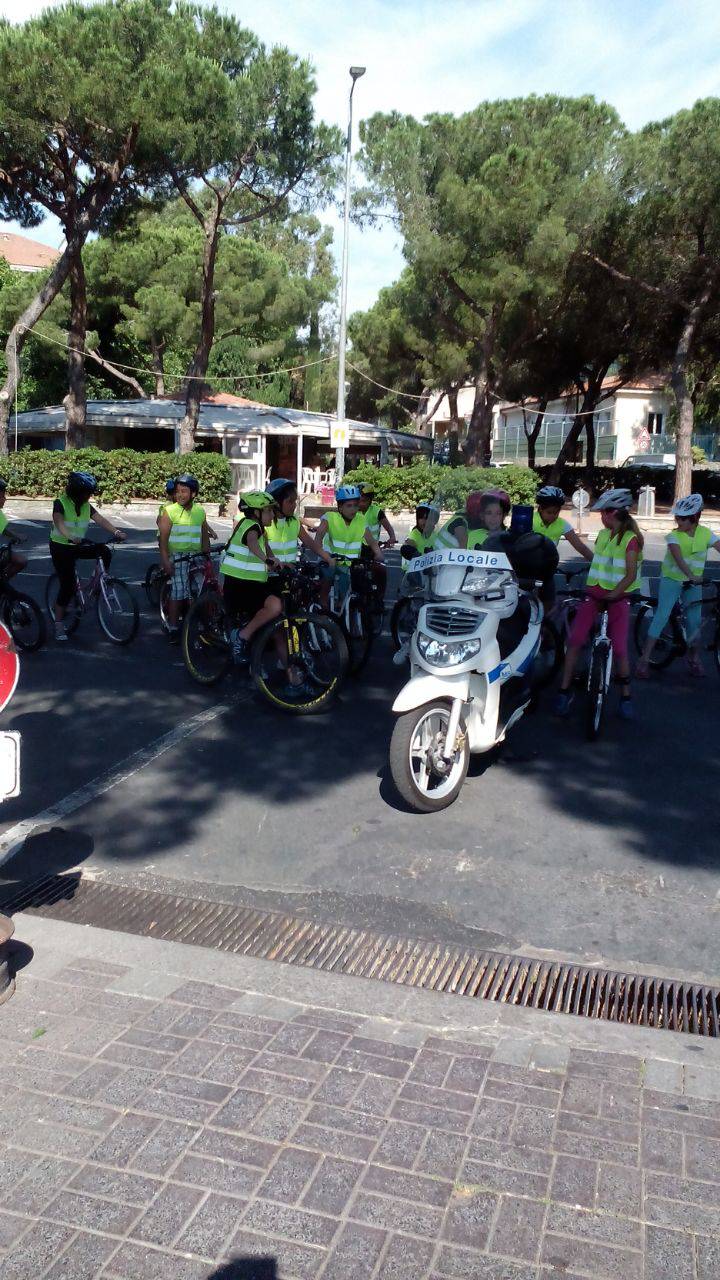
left=251, top=614, right=348, bottom=715
left=3, top=592, right=46, bottom=651
left=586, top=639, right=611, bottom=741
left=633, top=602, right=676, bottom=669
left=144, top=563, right=166, bottom=608
left=390, top=595, right=422, bottom=651
left=531, top=616, right=563, bottom=690
left=182, top=592, right=231, bottom=685
left=45, top=574, right=81, bottom=635
left=344, top=598, right=373, bottom=675
left=96, top=577, right=139, bottom=644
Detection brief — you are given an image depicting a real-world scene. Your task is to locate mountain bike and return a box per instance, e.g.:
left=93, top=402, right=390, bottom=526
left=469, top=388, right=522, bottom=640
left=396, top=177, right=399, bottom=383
left=46, top=539, right=139, bottom=645
left=144, top=545, right=222, bottom=631
left=585, top=604, right=614, bottom=740
left=328, top=559, right=374, bottom=674
left=532, top=566, right=588, bottom=689
left=634, top=578, right=720, bottom=674
left=0, top=541, right=46, bottom=652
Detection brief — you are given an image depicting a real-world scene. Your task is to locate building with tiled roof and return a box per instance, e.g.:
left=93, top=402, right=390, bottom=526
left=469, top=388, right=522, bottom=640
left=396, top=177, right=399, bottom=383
left=0, top=231, right=60, bottom=273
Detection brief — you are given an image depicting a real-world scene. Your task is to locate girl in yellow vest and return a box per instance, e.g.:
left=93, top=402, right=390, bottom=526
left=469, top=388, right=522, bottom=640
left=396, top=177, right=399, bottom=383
left=50, top=471, right=127, bottom=640
left=158, top=474, right=210, bottom=639
left=219, top=491, right=282, bottom=663
left=311, top=485, right=383, bottom=609
left=357, top=483, right=397, bottom=547
left=400, top=501, right=440, bottom=569
left=554, top=489, right=643, bottom=720
left=265, top=479, right=333, bottom=569
left=533, top=485, right=593, bottom=608
left=637, top=493, right=720, bottom=678
left=435, top=488, right=510, bottom=551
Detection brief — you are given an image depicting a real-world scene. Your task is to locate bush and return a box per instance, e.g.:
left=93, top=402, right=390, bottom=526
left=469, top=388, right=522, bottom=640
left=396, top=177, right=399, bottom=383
left=343, top=461, right=539, bottom=513
left=692, top=445, right=707, bottom=464
left=0, top=448, right=232, bottom=505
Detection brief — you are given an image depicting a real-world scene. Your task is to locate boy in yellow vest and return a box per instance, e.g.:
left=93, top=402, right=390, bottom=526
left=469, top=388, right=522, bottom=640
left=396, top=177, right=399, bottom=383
left=50, top=471, right=127, bottom=640
left=158, top=474, right=210, bottom=640
left=311, top=486, right=383, bottom=609
left=219, top=491, right=282, bottom=663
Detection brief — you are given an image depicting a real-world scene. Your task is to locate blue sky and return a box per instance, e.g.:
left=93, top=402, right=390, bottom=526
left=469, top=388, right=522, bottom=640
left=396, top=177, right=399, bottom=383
left=3, top=0, right=720, bottom=314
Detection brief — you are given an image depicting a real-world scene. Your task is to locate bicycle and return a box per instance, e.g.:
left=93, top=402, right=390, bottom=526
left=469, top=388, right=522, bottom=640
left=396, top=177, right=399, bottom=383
left=158, top=547, right=222, bottom=633
left=634, top=578, right=720, bottom=675
left=533, top=565, right=589, bottom=688
left=46, top=539, right=139, bottom=645
left=328, top=558, right=375, bottom=675
left=0, top=540, right=46, bottom=652
left=585, top=603, right=614, bottom=740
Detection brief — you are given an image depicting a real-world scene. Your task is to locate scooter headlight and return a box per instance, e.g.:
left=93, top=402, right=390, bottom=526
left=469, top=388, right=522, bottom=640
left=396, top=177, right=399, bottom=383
left=416, top=633, right=482, bottom=667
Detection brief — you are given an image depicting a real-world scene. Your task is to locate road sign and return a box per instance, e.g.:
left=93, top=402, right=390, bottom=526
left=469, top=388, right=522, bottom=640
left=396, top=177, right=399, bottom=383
left=572, top=487, right=590, bottom=512
left=0, top=731, right=20, bottom=800
left=330, top=418, right=350, bottom=449
left=0, top=623, right=18, bottom=714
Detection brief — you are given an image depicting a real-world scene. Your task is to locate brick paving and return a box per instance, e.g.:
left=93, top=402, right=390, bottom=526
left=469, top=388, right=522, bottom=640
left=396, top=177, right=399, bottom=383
left=2, top=933, right=720, bottom=1277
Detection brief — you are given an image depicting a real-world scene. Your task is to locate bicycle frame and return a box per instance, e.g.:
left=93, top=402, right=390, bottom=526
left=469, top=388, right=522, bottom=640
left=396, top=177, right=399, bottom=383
left=589, top=610, right=613, bottom=693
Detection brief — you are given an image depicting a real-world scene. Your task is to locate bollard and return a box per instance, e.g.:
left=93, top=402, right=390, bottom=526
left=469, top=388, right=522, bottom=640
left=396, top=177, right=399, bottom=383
left=0, top=913, right=15, bottom=1004
left=638, top=485, right=656, bottom=517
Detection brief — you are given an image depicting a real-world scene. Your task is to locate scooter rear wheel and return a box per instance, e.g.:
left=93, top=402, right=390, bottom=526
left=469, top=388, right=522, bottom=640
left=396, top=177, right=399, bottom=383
left=390, top=699, right=469, bottom=813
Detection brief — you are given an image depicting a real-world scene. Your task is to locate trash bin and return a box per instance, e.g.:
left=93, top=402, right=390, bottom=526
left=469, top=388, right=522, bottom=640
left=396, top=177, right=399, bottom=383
left=638, top=485, right=655, bottom=517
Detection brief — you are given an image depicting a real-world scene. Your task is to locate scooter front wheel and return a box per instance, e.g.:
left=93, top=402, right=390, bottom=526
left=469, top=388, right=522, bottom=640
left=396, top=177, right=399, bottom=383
left=389, top=700, right=470, bottom=813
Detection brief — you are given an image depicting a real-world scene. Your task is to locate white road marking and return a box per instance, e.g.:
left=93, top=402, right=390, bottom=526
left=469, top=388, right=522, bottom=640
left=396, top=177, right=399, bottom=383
left=0, top=695, right=243, bottom=868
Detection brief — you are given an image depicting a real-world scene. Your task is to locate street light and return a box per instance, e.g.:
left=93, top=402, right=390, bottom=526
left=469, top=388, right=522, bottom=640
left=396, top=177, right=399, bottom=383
left=334, top=64, right=366, bottom=483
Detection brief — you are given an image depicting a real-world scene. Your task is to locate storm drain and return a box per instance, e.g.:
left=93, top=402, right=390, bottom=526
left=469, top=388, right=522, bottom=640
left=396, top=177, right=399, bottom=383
left=2, top=872, right=719, bottom=1038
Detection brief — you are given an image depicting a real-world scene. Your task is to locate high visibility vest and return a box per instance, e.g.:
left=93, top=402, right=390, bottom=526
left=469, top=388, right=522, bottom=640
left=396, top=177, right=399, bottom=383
left=466, top=526, right=489, bottom=550
left=587, top=527, right=642, bottom=593
left=164, top=501, right=206, bottom=556
left=533, top=511, right=571, bottom=544
left=662, top=524, right=714, bottom=581
left=220, top=518, right=268, bottom=581
left=50, top=495, right=91, bottom=545
left=323, top=511, right=367, bottom=562
left=0, top=511, right=8, bottom=537
left=267, top=515, right=300, bottom=565
left=434, top=512, right=466, bottom=549
left=362, top=502, right=382, bottom=540
left=401, top=526, right=435, bottom=572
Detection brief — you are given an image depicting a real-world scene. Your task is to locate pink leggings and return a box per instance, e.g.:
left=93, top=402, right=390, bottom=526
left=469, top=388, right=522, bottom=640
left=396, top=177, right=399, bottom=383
left=568, top=587, right=631, bottom=662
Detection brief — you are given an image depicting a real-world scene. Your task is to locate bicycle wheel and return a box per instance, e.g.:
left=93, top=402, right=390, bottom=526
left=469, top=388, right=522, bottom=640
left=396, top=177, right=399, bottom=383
left=633, top=603, right=676, bottom=669
left=390, top=595, right=423, bottom=651
left=96, top=577, right=139, bottom=645
left=344, top=597, right=373, bottom=675
left=251, top=614, right=348, bottom=715
left=586, top=638, right=611, bottom=741
left=531, top=616, right=563, bottom=690
left=45, top=574, right=81, bottom=635
left=182, top=591, right=231, bottom=685
left=2, top=591, right=46, bottom=651
left=144, top=563, right=166, bottom=608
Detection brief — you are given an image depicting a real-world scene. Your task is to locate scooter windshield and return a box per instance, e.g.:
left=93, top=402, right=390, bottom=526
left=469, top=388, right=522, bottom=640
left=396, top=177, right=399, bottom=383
left=406, top=547, right=514, bottom=600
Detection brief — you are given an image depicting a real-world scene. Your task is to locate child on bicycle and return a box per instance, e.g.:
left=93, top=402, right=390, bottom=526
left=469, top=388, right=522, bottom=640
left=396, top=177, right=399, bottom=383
left=219, top=490, right=282, bottom=662
left=50, top=471, right=127, bottom=641
left=434, top=488, right=511, bottom=550
left=637, top=493, right=720, bottom=678
left=0, top=479, right=28, bottom=580
left=554, top=488, right=643, bottom=720
left=357, top=482, right=395, bottom=606
left=533, top=485, right=592, bottom=608
left=158, top=474, right=210, bottom=641
left=265, top=479, right=333, bottom=569
left=400, top=501, right=440, bottom=570
left=311, top=486, right=383, bottom=609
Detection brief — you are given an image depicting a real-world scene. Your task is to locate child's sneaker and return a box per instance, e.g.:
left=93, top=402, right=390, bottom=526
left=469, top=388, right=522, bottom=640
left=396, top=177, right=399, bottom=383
left=618, top=697, right=635, bottom=721
left=54, top=626, right=68, bottom=642
left=552, top=690, right=574, bottom=717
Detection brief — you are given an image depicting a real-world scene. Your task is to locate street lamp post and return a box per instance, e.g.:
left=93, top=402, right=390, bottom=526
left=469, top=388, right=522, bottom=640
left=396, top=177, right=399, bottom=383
left=335, top=65, right=365, bottom=484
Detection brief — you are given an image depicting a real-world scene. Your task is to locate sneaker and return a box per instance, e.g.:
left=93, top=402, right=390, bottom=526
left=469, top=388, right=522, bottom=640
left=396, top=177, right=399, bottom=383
left=618, top=697, right=635, bottom=721
left=54, top=627, right=68, bottom=642
left=552, top=690, right=574, bottom=717
left=392, top=641, right=410, bottom=666
left=231, top=635, right=249, bottom=665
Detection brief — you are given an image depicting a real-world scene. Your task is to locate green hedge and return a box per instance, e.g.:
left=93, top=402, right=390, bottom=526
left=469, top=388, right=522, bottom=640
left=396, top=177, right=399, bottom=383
left=0, top=448, right=232, bottom=504
left=343, top=461, right=539, bottom=513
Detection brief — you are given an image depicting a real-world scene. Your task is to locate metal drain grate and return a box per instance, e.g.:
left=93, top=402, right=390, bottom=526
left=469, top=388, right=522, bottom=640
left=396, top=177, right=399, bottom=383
left=2, top=872, right=719, bottom=1038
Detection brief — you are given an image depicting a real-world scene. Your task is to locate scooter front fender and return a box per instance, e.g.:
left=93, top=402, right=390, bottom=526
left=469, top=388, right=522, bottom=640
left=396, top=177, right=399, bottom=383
left=392, top=672, right=470, bottom=715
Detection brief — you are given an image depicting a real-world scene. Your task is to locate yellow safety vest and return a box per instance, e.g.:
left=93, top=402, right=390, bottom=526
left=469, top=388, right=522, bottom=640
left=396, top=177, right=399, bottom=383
left=587, top=528, right=642, bottom=593
left=533, top=511, right=571, bottom=544
left=50, top=495, right=91, bottom=545
left=466, top=527, right=489, bottom=550
left=266, top=516, right=300, bottom=565
left=221, top=518, right=268, bottom=581
left=323, top=511, right=367, bottom=562
left=434, top=512, right=466, bottom=549
left=401, top=526, right=435, bottom=572
left=662, top=524, right=714, bottom=581
left=165, top=501, right=206, bottom=556
left=362, top=502, right=382, bottom=540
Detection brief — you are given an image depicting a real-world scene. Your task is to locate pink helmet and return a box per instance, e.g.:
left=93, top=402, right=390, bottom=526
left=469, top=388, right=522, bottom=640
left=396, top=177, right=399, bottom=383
left=465, top=490, right=486, bottom=520
left=482, top=487, right=511, bottom=513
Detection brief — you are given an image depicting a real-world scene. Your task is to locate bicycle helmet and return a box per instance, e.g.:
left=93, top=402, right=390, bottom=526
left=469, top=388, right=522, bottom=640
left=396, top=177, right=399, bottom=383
left=335, top=485, right=361, bottom=502
left=358, top=482, right=375, bottom=496
left=176, top=473, right=199, bottom=494
left=67, top=471, right=97, bottom=499
left=266, top=478, right=297, bottom=502
left=536, top=485, right=565, bottom=505
left=165, top=478, right=177, bottom=496
left=483, top=487, right=512, bottom=513
left=592, top=488, right=633, bottom=511
left=673, top=493, right=704, bottom=518
left=239, top=490, right=274, bottom=511
left=465, top=490, right=486, bottom=520
left=416, top=500, right=439, bottom=516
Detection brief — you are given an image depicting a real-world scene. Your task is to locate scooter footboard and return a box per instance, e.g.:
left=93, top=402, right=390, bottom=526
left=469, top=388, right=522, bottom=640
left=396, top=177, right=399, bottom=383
left=392, top=672, right=470, bottom=714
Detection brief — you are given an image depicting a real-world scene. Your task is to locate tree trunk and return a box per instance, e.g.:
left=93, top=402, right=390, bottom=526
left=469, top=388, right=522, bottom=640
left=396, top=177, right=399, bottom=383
left=464, top=373, right=494, bottom=465
left=150, top=337, right=165, bottom=398
left=585, top=413, right=596, bottom=470
left=671, top=273, right=716, bottom=501
left=447, top=386, right=461, bottom=467
left=523, top=399, right=547, bottom=470
left=550, top=373, right=606, bottom=481
left=63, top=252, right=87, bottom=449
left=178, top=207, right=221, bottom=454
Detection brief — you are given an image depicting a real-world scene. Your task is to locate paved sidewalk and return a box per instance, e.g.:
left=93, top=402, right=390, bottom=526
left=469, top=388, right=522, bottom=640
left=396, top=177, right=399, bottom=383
left=2, top=916, right=720, bottom=1279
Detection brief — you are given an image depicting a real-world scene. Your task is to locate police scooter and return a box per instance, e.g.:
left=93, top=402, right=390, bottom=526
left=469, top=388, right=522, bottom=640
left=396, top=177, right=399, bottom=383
left=388, top=522, right=554, bottom=813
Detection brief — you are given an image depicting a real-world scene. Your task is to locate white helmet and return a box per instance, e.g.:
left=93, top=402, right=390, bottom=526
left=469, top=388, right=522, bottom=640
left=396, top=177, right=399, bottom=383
left=673, top=493, right=703, bottom=518
left=536, top=485, right=565, bottom=504
left=592, top=488, right=634, bottom=511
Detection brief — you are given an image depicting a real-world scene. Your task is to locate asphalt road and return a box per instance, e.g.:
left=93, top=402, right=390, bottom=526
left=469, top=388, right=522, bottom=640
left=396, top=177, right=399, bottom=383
left=0, top=511, right=718, bottom=984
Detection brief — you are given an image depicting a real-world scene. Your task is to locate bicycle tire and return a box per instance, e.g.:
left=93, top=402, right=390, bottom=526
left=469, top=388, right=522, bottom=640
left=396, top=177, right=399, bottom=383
left=390, top=595, right=423, bottom=651
left=251, top=613, right=348, bottom=715
left=586, top=638, right=611, bottom=741
left=96, top=577, right=139, bottom=645
left=343, top=598, right=373, bottom=675
left=159, top=562, right=206, bottom=632
left=633, top=602, right=676, bottom=669
left=45, top=574, right=81, bottom=635
left=531, top=616, right=564, bottom=690
left=144, top=563, right=166, bottom=608
left=2, top=591, right=46, bottom=651
left=182, top=591, right=231, bottom=686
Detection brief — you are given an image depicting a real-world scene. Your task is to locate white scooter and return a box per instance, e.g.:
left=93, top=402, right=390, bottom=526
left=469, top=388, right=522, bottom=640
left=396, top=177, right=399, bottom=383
left=388, top=546, right=542, bottom=812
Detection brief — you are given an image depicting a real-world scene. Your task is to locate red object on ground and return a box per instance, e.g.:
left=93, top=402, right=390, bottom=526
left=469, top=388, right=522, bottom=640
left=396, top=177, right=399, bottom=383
left=0, top=623, right=19, bottom=713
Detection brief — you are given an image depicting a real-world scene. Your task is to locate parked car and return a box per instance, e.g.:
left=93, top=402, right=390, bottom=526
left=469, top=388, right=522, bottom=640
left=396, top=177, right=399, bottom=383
left=621, top=453, right=676, bottom=469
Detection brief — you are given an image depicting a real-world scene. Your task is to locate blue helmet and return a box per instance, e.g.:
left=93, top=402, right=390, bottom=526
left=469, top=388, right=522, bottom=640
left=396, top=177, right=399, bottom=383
left=176, top=473, right=199, bottom=494
left=266, top=478, right=297, bottom=502
left=336, top=485, right=361, bottom=502
left=165, top=477, right=177, bottom=496
left=67, top=470, right=97, bottom=499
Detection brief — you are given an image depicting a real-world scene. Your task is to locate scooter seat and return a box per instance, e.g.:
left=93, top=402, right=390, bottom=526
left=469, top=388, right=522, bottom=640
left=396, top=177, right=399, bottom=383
left=497, top=595, right=532, bottom=660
